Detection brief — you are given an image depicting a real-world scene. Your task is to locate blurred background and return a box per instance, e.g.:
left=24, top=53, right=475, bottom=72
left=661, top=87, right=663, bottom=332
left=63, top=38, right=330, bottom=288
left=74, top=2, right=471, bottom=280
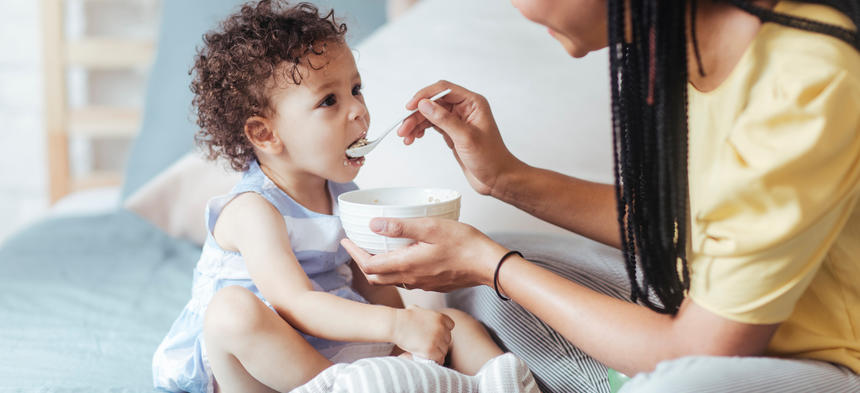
left=0, top=0, right=161, bottom=242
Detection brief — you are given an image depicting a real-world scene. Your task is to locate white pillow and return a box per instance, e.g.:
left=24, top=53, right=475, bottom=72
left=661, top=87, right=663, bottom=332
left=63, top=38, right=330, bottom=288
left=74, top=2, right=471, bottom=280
left=124, top=153, right=240, bottom=245
left=354, top=0, right=614, bottom=235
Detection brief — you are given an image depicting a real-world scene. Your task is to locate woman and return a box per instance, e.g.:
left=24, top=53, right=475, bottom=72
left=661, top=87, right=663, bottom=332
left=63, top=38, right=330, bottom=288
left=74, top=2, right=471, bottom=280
left=342, top=0, right=860, bottom=392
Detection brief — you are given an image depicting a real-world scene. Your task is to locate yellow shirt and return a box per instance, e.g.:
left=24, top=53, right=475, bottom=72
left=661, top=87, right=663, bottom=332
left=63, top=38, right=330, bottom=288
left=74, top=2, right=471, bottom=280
left=687, top=2, right=860, bottom=373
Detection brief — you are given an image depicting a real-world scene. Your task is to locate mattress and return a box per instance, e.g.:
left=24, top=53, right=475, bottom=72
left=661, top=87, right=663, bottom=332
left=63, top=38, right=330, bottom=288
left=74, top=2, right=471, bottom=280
left=0, top=209, right=200, bottom=391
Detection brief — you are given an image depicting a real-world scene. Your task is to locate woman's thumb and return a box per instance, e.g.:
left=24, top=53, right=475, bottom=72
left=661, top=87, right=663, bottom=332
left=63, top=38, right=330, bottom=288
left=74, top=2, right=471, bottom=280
left=370, top=217, right=407, bottom=237
left=369, top=217, right=439, bottom=241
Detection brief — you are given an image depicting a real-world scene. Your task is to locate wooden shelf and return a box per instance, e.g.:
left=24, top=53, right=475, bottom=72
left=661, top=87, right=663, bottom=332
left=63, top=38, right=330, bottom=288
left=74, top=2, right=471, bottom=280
left=68, top=107, right=141, bottom=137
left=65, top=38, right=155, bottom=69
left=42, top=0, right=158, bottom=202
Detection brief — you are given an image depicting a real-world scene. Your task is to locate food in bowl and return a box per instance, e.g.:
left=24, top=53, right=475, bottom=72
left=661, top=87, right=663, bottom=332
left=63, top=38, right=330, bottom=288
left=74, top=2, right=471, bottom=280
left=338, top=187, right=461, bottom=254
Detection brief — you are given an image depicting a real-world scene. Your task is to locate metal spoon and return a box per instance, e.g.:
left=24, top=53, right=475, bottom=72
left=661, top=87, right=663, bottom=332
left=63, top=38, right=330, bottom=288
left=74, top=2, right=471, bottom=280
left=346, top=88, right=452, bottom=158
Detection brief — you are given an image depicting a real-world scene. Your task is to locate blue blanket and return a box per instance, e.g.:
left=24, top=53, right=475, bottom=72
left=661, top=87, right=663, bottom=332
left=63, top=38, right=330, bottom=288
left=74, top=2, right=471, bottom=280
left=0, top=210, right=200, bottom=391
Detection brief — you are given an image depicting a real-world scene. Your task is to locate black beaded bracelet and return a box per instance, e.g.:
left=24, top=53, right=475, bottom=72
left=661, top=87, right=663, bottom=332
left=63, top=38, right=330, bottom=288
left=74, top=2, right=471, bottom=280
left=493, top=250, right=522, bottom=301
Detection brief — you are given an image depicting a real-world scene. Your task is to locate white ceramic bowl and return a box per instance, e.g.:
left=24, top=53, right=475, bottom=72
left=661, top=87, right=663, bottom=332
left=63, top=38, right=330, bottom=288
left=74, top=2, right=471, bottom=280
left=338, top=187, right=461, bottom=254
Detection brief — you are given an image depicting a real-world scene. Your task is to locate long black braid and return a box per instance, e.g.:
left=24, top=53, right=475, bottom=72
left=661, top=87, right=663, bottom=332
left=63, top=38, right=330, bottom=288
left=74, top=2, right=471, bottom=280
left=607, top=0, right=860, bottom=314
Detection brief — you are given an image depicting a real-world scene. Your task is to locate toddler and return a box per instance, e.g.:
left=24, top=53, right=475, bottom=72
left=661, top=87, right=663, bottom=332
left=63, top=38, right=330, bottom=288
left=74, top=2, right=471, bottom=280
left=151, top=1, right=503, bottom=392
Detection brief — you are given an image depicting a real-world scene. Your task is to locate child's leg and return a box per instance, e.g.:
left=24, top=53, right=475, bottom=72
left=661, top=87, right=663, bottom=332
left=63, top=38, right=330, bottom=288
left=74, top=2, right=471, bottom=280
left=439, top=308, right=505, bottom=375
left=204, top=286, right=332, bottom=393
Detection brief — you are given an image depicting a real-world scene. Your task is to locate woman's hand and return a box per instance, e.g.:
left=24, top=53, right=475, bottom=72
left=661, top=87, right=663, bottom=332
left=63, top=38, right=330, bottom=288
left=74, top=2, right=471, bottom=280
left=397, top=80, right=526, bottom=196
left=340, top=217, right=509, bottom=292
left=391, top=306, right=455, bottom=364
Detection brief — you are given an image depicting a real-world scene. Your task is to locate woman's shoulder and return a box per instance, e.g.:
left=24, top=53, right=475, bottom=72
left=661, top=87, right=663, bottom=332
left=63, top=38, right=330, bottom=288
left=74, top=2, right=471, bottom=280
left=731, top=2, right=860, bottom=121
left=754, top=2, right=859, bottom=78
left=776, top=1, right=856, bottom=31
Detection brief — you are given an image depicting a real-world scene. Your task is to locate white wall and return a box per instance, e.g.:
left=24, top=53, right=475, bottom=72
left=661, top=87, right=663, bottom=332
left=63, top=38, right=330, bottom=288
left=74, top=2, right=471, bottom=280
left=0, top=0, right=160, bottom=243
left=0, top=0, right=47, bottom=243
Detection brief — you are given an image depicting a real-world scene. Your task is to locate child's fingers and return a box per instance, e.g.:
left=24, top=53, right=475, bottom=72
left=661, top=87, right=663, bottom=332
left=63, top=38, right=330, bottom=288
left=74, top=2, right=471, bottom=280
left=442, top=314, right=455, bottom=331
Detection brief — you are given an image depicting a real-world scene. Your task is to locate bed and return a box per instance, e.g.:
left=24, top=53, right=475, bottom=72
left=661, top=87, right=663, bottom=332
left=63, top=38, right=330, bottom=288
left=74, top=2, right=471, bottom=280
left=0, top=0, right=617, bottom=391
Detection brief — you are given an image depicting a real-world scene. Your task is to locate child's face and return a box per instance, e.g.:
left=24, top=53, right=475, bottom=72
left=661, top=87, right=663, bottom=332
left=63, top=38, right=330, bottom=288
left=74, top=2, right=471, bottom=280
left=268, top=43, right=369, bottom=183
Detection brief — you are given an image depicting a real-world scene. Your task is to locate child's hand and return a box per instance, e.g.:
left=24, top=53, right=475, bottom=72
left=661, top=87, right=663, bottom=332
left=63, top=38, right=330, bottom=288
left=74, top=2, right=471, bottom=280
left=392, top=305, right=455, bottom=364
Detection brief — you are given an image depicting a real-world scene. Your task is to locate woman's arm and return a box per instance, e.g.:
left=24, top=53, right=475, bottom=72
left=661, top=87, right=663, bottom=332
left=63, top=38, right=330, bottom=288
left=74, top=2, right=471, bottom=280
left=496, top=254, right=780, bottom=375
left=397, top=81, right=621, bottom=248
left=343, top=220, right=779, bottom=375
left=495, top=165, right=621, bottom=248
left=214, top=192, right=452, bottom=362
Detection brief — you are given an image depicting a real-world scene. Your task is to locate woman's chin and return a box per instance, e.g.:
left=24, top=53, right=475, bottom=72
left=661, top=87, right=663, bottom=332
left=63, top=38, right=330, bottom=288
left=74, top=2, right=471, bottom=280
left=552, top=35, right=588, bottom=58
left=569, top=48, right=591, bottom=58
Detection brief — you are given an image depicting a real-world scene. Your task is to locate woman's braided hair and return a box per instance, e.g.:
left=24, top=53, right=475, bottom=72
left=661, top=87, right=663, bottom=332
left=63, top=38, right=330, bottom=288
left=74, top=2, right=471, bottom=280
left=607, top=0, right=859, bottom=314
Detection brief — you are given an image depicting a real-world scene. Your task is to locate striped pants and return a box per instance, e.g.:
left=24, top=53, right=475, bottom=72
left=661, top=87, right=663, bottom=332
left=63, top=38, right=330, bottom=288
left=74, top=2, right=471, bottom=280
left=446, top=233, right=860, bottom=393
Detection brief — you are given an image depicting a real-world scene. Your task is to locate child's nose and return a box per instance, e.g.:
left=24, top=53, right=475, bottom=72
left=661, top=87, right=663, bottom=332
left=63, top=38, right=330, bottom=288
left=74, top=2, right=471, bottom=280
left=349, top=97, right=368, bottom=121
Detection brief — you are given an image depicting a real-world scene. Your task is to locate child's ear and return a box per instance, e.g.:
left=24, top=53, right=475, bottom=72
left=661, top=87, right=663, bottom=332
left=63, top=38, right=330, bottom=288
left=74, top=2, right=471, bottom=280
left=244, top=116, right=283, bottom=154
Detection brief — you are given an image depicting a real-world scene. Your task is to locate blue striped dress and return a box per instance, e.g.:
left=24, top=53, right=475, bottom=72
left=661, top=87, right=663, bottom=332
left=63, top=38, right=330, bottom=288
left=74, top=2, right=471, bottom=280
left=152, top=160, right=393, bottom=393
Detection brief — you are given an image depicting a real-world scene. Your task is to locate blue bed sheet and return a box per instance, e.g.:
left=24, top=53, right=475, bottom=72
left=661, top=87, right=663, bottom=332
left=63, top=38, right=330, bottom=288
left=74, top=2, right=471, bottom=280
left=0, top=210, right=200, bottom=391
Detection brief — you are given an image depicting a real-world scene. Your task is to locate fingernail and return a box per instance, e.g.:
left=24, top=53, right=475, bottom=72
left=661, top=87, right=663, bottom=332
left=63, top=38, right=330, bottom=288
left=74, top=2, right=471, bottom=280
left=370, top=218, right=386, bottom=233
left=418, top=99, right=434, bottom=116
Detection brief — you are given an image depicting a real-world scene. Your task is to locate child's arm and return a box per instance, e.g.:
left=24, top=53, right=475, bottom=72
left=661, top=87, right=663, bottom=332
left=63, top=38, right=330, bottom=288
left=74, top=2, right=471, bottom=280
left=213, top=192, right=452, bottom=360
left=349, top=260, right=404, bottom=309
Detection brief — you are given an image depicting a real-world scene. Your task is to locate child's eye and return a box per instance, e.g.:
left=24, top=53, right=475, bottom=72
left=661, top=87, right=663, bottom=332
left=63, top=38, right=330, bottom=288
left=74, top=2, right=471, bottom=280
left=320, top=94, right=337, bottom=107
left=352, top=84, right=362, bottom=96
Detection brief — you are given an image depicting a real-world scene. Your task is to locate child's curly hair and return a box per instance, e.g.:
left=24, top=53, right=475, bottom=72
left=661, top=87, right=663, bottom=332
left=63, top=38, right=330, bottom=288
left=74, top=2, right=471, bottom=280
left=191, top=0, right=348, bottom=171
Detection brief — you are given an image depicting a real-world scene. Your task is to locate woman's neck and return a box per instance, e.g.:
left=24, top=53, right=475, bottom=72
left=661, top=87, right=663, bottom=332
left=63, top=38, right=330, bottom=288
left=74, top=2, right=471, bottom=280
left=688, top=0, right=777, bottom=92
left=258, top=160, right=333, bottom=215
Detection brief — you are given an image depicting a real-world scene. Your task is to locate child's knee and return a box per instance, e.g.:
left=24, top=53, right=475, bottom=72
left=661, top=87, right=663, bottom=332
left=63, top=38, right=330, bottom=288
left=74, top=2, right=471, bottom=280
left=204, top=286, right=271, bottom=340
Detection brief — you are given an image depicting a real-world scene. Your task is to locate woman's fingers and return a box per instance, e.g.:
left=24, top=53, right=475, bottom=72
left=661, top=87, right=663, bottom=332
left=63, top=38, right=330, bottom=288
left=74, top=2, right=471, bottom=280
left=402, top=120, right=436, bottom=145
left=397, top=112, right=426, bottom=137
left=399, top=80, right=468, bottom=141
left=399, top=114, right=442, bottom=144
left=340, top=239, right=405, bottom=282
left=341, top=238, right=416, bottom=277
left=343, top=217, right=498, bottom=292
left=414, top=99, right=467, bottom=140
left=369, top=216, right=444, bottom=242
left=340, top=238, right=372, bottom=266
left=404, top=80, right=463, bottom=110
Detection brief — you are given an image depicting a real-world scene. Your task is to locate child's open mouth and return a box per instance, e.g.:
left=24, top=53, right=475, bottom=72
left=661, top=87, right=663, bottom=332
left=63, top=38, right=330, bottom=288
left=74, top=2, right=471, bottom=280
left=344, top=133, right=367, bottom=167
left=344, top=155, right=365, bottom=167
